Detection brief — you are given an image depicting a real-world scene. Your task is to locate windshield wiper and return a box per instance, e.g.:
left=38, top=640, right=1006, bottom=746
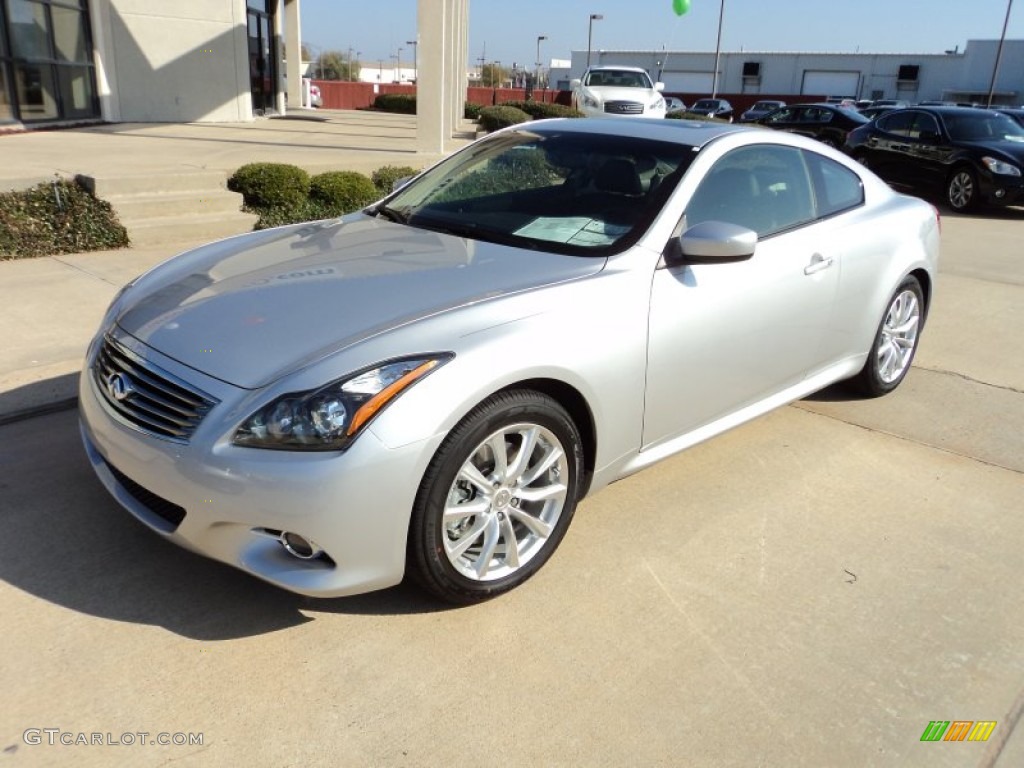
left=373, top=205, right=409, bottom=224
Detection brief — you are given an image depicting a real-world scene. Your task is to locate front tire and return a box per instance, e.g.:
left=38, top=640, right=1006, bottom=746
left=851, top=276, right=924, bottom=397
left=947, top=167, right=977, bottom=212
left=407, top=390, right=583, bottom=604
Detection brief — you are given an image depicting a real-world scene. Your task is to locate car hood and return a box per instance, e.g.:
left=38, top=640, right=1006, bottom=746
left=115, top=215, right=604, bottom=389
left=584, top=86, right=657, bottom=104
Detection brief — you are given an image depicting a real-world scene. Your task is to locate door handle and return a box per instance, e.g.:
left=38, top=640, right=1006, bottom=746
left=804, top=254, right=833, bottom=275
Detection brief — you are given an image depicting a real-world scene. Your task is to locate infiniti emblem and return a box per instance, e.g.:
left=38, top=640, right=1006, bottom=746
left=105, top=372, right=134, bottom=402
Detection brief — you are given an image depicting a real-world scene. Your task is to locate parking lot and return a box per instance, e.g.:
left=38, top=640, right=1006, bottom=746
left=1, top=208, right=1022, bottom=767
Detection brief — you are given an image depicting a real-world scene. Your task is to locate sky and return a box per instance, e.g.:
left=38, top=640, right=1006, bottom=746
left=298, top=0, right=1023, bottom=68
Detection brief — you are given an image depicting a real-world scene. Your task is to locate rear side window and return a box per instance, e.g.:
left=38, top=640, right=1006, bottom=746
left=804, top=151, right=864, bottom=218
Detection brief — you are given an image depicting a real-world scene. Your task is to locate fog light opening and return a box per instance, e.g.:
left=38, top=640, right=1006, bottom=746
left=280, top=531, right=324, bottom=560
left=994, top=188, right=1006, bottom=199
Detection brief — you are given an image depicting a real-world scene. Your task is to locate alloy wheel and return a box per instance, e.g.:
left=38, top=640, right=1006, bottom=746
left=442, top=423, right=569, bottom=581
left=876, top=289, right=921, bottom=384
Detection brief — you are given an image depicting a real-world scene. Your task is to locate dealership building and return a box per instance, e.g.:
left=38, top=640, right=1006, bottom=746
left=0, top=0, right=469, bottom=150
left=553, top=38, right=1024, bottom=105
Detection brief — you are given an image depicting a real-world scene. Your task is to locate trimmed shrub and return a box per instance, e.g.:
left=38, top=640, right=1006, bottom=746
left=499, top=100, right=583, bottom=120
left=0, top=178, right=129, bottom=260
left=228, top=162, right=310, bottom=208
left=666, top=111, right=731, bottom=122
left=478, top=105, right=531, bottom=133
left=371, top=165, right=419, bottom=194
left=373, top=93, right=416, bottom=114
left=464, top=102, right=484, bottom=120
left=309, top=171, right=379, bottom=214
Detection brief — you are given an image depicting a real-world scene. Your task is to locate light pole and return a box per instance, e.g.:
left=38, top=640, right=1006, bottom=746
left=712, top=0, right=726, bottom=97
left=536, top=35, right=547, bottom=89
left=395, top=47, right=403, bottom=82
left=986, top=0, right=1015, bottom=107
left=406, top=40, right=418, bottom=82
left=586, top=14, right=603, bottom=71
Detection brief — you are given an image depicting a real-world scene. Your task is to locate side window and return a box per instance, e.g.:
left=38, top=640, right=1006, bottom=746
left=767, top=108, right=796, bottom=123
left=804, top=151, right=864, bottom=218
left=877, top=111, right=915, bottom=137
left=685, top=145, right=816, bottom=238
left=912, top=113, right=940, bottom=139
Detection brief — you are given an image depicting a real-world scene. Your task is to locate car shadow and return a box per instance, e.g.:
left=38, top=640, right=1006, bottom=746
left=0, top=409, right=456, bottom=641
left=801, top=380, right=865, bottom=403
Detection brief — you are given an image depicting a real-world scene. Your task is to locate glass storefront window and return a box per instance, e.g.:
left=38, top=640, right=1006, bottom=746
left=15, top=62, right=58, bottom=120
left=51, top=5, right=88, bottom=63
left=0, top=66, right=14, bottom=122
left=55, top=63, right=93, bottom=118
left=7, top=0, right=51, bottom=60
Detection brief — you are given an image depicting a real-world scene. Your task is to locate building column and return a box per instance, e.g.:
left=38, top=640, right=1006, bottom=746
left=417, top=0, right=468, bottom=154
left=283, top=0, right=303, bottom=111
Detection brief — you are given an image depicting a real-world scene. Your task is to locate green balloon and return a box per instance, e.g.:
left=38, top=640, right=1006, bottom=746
left=673, top=0, right=691, bottom=15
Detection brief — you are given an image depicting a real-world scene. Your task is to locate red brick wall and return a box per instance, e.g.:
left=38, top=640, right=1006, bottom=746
left=312, top=81, right=824, bottom=116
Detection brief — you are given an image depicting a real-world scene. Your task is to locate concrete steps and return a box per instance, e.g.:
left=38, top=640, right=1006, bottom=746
left=80, top=172, right=258, bottom=247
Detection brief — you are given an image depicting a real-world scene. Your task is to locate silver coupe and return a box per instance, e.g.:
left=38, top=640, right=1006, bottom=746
left=80, top=118, right=940, bottom=603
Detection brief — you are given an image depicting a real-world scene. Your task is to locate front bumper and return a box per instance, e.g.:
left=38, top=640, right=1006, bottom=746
left=79, top=334, right=440, bottom=598
left=979, top=172, right=1024, bottom=207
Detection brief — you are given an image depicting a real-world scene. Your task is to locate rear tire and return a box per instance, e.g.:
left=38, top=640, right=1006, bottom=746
left=851, top=276, right=924, bottom=397
left=407, top=390, right=583, bottom=604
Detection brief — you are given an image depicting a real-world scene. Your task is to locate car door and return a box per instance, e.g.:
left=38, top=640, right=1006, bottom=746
left=642, top=144, right=840, bottom=448
left=902, top=111, right=953, bottom=191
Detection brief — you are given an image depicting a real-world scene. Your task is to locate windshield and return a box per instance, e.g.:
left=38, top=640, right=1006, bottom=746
left=584, top=69, right=654, bottom=89
left=382, top=129, right=694, bottom=256
left=944, top=112, right=1024, bottom=142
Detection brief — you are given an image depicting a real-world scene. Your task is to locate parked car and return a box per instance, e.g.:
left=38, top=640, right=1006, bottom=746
left=570, top=66, right=666, bottom=118
left=845, top=105, right=1024, bottom=211
left=689, top=98, right=734, bottom=121
left=756, top=103, right=870, bottom=148
left=80, top=118, right=939, bottom=604
left=858, top=105, right=898, bottom=121
left=310, top=84, right=322, bottom=108
left=664, top=96, right=687, bottom=115
left=871, top=99, right=910, bottom=109
left=739, top=100, right=786, bottom=122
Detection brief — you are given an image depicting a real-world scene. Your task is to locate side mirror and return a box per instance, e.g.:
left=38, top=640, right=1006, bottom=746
left=570, top=79, right=582, bottom=89
left=655, top=82, right=665, bottom=92
left=665, top=220, right=757, bottom=265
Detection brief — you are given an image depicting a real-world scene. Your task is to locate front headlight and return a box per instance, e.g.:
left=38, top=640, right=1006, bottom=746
left=583, top=95, right=599, bottom=108
left=650, top=96, right=665, bottom=110
left=234, top=354, right=452, bottom=451
left=981, top=156, right=1021, bottom=176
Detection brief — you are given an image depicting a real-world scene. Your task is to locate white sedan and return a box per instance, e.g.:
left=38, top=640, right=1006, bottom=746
left=81, top=119, right=939, bottom=604
left=571, top=66, right=667, bottom=118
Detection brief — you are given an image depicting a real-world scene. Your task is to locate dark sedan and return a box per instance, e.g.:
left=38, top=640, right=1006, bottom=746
left=756, top=103, right=870, bottom=149
left=845, top=106, right=1024, bottom=212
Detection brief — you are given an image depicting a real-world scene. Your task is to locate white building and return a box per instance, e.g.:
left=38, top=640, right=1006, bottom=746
left=550, top=39, right=1024, bottom=105
left=1, top=0, right=469, bottom=152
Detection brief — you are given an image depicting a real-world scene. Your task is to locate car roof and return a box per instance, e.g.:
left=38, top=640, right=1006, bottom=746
left=523, top=116, right=746, bottom=148
left=585, top=65, right=648, bottom=73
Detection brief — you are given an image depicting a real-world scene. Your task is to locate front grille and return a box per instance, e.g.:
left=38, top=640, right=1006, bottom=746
left=93, top=335, right=217, bottom=442
left=107, top=462, right=187, bottom=529
left=604, top=101, right=645, bottom=115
